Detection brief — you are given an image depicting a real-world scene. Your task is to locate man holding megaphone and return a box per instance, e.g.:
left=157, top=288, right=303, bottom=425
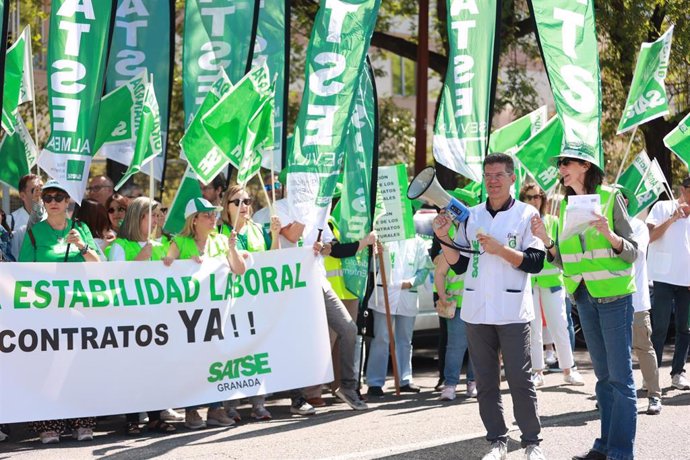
left=425, top=153, right=547, bottom=460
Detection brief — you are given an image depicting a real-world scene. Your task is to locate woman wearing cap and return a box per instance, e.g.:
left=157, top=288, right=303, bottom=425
left=531, top=154, right=638, bottom=460
left=163, top=197, right=246, bottom=429
left=105, top=193, right=129, bottom=235
left=219, top=185, right=280, bottom=421
left=519, top=183, right=584, bottom=388
left=18, top=180, right=99, bottom=444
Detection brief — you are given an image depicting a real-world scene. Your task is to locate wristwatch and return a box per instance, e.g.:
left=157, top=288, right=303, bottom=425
left=79, top=244, right=90, bottom=255
left=544, top=238, right=555, bottom=250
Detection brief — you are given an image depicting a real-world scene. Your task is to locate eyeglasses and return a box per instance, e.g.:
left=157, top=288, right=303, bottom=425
left=108, top=206, right=126, bottom=214
left=483, top=172, right=510, bottom=181
left=524, top=194, right=543, bottom=201
left=229, top=198, right=252, bottom=206
left=88, top=185, right=113, bottom=192
left=264, top=183, right=282, bottom=192
left=557, top=158, right=583, bottom=167
left=43, top=194, right=68, bottom=204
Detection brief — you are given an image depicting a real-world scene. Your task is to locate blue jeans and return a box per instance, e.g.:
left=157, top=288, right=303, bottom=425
left=366, top=311, right=415, bottom=387
left=443, top=311, right=474, bottom=385
left=651, top=281, right=690, bottom=376
left=574, top=285, right=636, bottom=460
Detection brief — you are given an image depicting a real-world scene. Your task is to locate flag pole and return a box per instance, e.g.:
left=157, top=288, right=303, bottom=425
left=27, top=24, right=41, bottom=177
left=606, top=126, right=638, bottom=213
left=631, top=160, right=653, bottom=197
left=147, top=73, right=155, bottom=241
left=376, top=241, right=401, bottom=396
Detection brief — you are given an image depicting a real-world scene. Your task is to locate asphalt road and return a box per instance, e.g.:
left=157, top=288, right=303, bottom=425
left=2, top=348, right=690, bottom=459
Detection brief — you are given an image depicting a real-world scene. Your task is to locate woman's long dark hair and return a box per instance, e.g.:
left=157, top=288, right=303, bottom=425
left=75, top=199, right=112, bottom=239
left=562, top=159, right=604, bottom=197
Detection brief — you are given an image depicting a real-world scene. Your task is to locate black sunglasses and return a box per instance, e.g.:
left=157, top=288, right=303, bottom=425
left=557, top=158, right=584, bottom=167
left=229, top=198, right=252, bottom=206
left=108, top=206, right=127, bottom=214
left=43, top=194, right=68, bottom=204
left=524, top=194, right=543, bottom=200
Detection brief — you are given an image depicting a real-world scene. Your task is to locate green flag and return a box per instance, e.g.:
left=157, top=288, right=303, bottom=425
left=2, top=26, right=32, bottom=136
left=252, top=0, right=288, bottom=171
left=288, top=0, right=381, bottom=231
left=201, top=63, right=273, bottom=184
left=163, top=166, right=203, bottom=235
left=182, top=0, right=258, bottom=127
left=530, top=0, right=603, bottom=167
left=514, top=116, right=564, bottom=194
left=618, top=26, right=673, bottom=134
left=616, top=151, right=667, bottom=216
left=179, top=71, right=233, bottom=185
left=114, top=80, right=162, bottom=190
left=0, top=114, right=38, bottom=189
left=663, top=112, right=690, bottom=170
left=433, top=0, right=499, bottom=182
left=38, top=0, right=116, bottom=204
left=105, top=0, right=175, bottom=181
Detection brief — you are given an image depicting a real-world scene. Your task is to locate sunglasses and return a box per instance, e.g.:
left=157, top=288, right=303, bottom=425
left=43, top=194, right=68, bottom=204
left=557, top=158, right=582, bottom=167
left=88, top=185, right=113, bottom=192
left=524, top=194, right=543, bottom=200
left=264, top=183, right=282, bottom=192
left=108, top=206, right=127, bottom=214
left=229, top=198, right=252, bottom=206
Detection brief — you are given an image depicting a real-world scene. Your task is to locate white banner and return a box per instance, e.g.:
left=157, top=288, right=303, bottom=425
left=0, top=248, right=332, bottom=423
left=374, top=165, right=416, bottom=243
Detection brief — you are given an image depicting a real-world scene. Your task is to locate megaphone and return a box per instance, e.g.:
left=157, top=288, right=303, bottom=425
left=407, top=167, right=470, bottom=223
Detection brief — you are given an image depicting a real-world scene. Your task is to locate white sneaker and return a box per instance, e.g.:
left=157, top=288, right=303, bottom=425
left=440, top=385, right=456, bottom=401
left=160, top=408, right=184, bottom=422
left=72, top=427, right=93, bottom=441
left=525, top=444, right=546, bottom=460
left=39, top=431, right=60, bottom=444
left=482, top=441, right=507, bottom=460
left=672, top=372, right=690, bottom=390
left=544, top=349, right=557, bottom=366
left=532, top=373, right=545, bottom=388
left=466, top=380, right=478, bottom=398
left=563, top=370, right=585, bottom=386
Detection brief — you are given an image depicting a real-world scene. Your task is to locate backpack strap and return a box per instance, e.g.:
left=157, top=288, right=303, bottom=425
left=27, top=227, right=37, bottom=262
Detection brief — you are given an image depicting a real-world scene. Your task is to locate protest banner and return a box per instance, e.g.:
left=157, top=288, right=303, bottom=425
left=663, top=112, right=690, bottom=170
left=375, top=164, right=415, bottom=243
left=0, top=114, right=38, bottom=189
left=0, top=248, right=331, bottom=423
left=617, top=151, right=667, bottom=216
left=514, top=116, right=564, bottom=194
left=2, top=25, right=32, bottom=136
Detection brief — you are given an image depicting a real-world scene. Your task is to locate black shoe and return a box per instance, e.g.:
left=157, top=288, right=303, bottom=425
left=434, top=379, right=445, bottom=392
left=399, top=383, right=421, bottom=393
left=572, top=449, right=606, bottom=460
left=367, top=386, right=384, bottom=397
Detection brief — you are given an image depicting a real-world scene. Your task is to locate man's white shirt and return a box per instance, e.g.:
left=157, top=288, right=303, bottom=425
left=645, top=200, right=690, bottom=286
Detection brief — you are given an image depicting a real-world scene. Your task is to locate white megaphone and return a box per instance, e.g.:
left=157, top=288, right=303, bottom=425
left=407, top=167, right=470, bottom=223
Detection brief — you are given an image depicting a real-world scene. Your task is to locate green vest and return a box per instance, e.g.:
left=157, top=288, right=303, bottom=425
left=174, top=233, right=227, bottom=259
left=532, top=214, right=564, bottom=288
left=324, top=218, right=357, bottom=300
left=558, top=186, right=636, bottom=297
left=220, top=221, right=267, bottom=253
left=445, top=268, right=464, bottom=309
left=110, top=236, right=169, bottom=261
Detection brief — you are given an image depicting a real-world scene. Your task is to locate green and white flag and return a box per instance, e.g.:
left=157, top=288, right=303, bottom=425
left=0, top=114, right=38, bottom=189
left=105, top=0, right=175, bottom=181
left=182, top=0, right=258, bottom=127
left=433, top=0, right=499, bottom=183
left=252, top=0, right=289, bottom=171
left=618, top=26, right=673, bottom=134
left=38, top=0, right=116, bottom=204
left=663, top=112, right=690, bottom=169
left=179, top=71, right=233, bottom=185
left=514, top=116, right=564, bottom=194
left=163, top=166, right=203, bottom=235
left=530, top=0, right=603, bottom=167
left=616, top=151, right=666, bottom=216
left=2, top=25, right=33, bottom=136
left=288, top=0, right=381, bottom=230
left=114, top=80, right=162, bottom=190
left=201, top=63, right=273, bottom=184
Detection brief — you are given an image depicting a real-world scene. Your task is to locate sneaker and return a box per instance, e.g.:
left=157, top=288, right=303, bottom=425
left=564, top=370, right=585, bottom=386
left=367, top=386, right=384, bottom=398
left=532, top=373, right=545, bottom=388
left=206, top=407, right=235, bottom=427
left=544, top=349, right=557, bottom=365
left=290, top=397, right=316, bottom=416
left=251, top=404, right=272, bottom=421
left=39, top=431, right=60, bottom=444
left=671, top=372, right=690, bottom=390
left=440, top=385, right=456, bottom=401
left=184, top=409, right=206, bottom=429
left=335, top=388, right=369, bottom=411
left=72, top=427, right=93, bottom=441
left=466, top=380, right=478, bottom=398
left=138, top=412, right=149, bottom=423
left=399, top=383, right=421, bottom=393
left=160, top=408, right=185, bottom=422
left=307, top=396, right=326, bottom=407
left=525, top=444, right=546, bottom=460
left=646, top=396, right=662, bottom=415
left=226, top=407, right=242, bottom=422
left=482, top=440, right=508, bottom=460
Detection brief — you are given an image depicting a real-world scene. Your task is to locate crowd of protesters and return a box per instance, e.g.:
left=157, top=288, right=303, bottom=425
left=0, top=161, right=689, bottom=460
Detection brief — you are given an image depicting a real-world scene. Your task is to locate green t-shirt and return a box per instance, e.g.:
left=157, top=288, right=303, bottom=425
left=19, top=218, right=97, bottom=263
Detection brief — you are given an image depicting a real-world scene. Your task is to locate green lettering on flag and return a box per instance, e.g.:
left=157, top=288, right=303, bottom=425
left=2, top=26, right=33, bottom=136
left=618, top=27, right=673, bottom=134
left=433, top=0, right=499, bottom=183
left=530, top=0, right=603, bottom=168
left=663, top=112, right=690, bottom=170
left=0, top=114, right=39, bottom=189
left=514, top=116, right=564, bottom=194
left=38, top=0, right=116, bottom=204
left=288, top=0, right=381, bottom=231
left=163, top=166, right=203, bottom=235
left=616, top=151, right=667, bottom=217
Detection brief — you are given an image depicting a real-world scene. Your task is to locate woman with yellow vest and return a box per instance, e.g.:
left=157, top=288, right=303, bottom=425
left=219, top=185, right=280, bottom=421
left=520, top=183, right=584, bottom=388
left=531, top=153, right=638, bottom=460
left=164, top=197, right=246, bottom=430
